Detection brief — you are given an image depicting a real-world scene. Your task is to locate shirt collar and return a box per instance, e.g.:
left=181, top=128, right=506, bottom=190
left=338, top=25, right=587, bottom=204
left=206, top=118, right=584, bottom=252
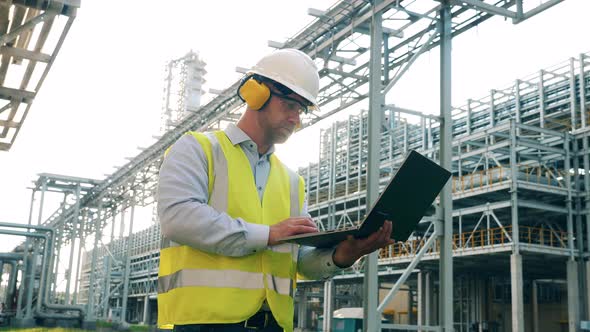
left=224, top=123, right=275, bottom=156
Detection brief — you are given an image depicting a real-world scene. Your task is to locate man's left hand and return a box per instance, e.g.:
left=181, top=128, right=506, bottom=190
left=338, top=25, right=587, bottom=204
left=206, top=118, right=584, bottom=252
left=332, top=220, right=395, bottom=268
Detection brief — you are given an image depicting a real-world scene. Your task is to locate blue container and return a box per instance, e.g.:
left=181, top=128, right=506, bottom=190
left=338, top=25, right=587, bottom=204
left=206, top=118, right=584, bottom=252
left=317, top=317, right=363, bottom=332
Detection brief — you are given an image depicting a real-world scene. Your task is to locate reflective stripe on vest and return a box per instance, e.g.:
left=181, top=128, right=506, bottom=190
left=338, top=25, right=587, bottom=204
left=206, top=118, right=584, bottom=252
left=205, top=132, right=228, bottom=212
left=157, top=268, right=293, bottom=297
left=157, top=130, right=304, bottom=331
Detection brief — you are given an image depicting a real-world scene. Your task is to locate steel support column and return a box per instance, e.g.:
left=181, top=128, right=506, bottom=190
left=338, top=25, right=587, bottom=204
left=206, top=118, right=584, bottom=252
left=65, top=184, right=81, bottom=304
left=72, top=210, right=86, bottom=305
left=438, top=2, right=454, bottom=331
left=121, top=192, right=136, bottom=324
left=510, top=255, right=524, bottom=332
left=142, top=295, right=150, bottom=325
left=567, top=260, right=580, bottom=332
left=297, top=288, right=308, bottom=330
left=532, top=280, right=539, bottom=332
left=323, top=279, right=334, bottom=332
left=365, top=0, right=383, bottom=330
left=86, top=206, right=103, bottom=320
left=508, top=119, right=524, bottom=331
left=418, top=272, right=423, bottom=332
left=51, top=194, right=67, bottom=300
left=37, top=177, right=47, bottom=225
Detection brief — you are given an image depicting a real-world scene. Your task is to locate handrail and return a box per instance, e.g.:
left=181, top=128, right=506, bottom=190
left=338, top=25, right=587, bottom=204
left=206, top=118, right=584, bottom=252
left=452, top=164, right=573, bottom=193
left=379, top=225, right=568, bottom=259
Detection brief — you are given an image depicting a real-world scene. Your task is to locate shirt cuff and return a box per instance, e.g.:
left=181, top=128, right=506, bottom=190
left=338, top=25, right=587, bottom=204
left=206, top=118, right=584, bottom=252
left=318, top=248, right=343, bottom=276
left=244, top=220, right=270, bottom=254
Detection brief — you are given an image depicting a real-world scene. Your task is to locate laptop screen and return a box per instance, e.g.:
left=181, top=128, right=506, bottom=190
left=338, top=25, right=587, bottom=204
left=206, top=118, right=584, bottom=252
left=357, top=150, right=451, bottom=241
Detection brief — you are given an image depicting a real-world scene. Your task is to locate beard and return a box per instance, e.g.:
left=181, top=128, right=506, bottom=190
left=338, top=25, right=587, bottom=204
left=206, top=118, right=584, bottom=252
left=266, top=125, right=293, bottom=144
left=257, top=106, right=295, bottom=145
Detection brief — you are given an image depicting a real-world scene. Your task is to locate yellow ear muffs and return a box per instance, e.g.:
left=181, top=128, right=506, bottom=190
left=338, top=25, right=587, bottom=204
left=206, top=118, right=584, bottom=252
left=237, top=76, right=271, bottom=111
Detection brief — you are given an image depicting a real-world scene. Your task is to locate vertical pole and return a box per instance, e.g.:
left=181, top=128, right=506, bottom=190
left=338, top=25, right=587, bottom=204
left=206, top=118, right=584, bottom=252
left=87, top=205, right=103, bottom=320
left=102, top=255, right=110, bottom=318
left=584, top=135, right=590, bottom=320
left=365, top=0, right=383, bottom=330
left=297, top=288, right=308, bottom=329
left=418, top=272, right=423, bottom=332
left=0, top=261, right=4, bottom=297
left=16, top=253, right=26, bottom=319
left=570, top=58, right=578, bottom=130
left=358, top=111, right=363, bottom=220
left=118, top=207, right=126, bottom=309
left=515, top=81, right=521, bottom=136
left=73, top=210, right=86, bottom=305
left=121, top=192, right=136, bottom=323
left=323, top=279, right=334, bottom=332
left=329, top=123, right=336, bottom=229
left=439, top=2, right=454, bottom=331
left=565, top=133, right=580, bottom=331
left=346, top=116, right=351, bottom=196
left=27, top=190, right=35, bottom=226
left=510, top=120, right=524, bottom=332
left=51, top=194, right=68, bottom=300
left=142, top=295, right=150, bottom=325
left=425, top=271, right=431, bottom=326
left=572, top=134, right=587, bottom=318
left=565, top=133, right=575, bottom=259
left=20, top=189, right=35, bottom=320
left=37, top=177, right=47, bottom=225
left=102, top=209, right=117, bottom=318
left=567, top=260, right=580, bottom=332
left=579, top=54, right=587, bottom=129
left=538, top=70, right=545, bottom=130
left=65, top=184, right=81, bottom=304
left=489, top=90, right=496, bottom=145
left=532, top=280, right=539, bottom=332
left=24, top=240, right=37, bottom=319
left=467, top=100, right=472, bottom=138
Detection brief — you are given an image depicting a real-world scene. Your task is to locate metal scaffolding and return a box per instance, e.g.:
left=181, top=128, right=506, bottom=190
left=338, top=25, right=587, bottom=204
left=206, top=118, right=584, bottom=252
left=3, top=0, right=584, bottom=331
left=0, top=0, right=79, bottom=151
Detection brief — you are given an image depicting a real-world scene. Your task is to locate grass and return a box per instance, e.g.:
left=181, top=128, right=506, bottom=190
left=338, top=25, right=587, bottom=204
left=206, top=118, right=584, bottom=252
left=129, top=326, right=150, bottom=332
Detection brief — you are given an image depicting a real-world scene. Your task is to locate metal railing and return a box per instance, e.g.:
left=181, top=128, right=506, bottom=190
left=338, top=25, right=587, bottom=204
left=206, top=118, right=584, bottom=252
left=379, top=225, right=568, bottom=260
left=452, top=165, right=571, bottom=193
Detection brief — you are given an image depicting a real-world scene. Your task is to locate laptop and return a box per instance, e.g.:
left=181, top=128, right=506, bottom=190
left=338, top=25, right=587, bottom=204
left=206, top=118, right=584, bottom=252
left=280, top=150, right=452, bottom=248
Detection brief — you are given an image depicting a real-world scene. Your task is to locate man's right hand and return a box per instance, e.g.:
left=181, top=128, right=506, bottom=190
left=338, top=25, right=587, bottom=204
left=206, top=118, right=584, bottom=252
left=268, top=217, right=318, bottom=246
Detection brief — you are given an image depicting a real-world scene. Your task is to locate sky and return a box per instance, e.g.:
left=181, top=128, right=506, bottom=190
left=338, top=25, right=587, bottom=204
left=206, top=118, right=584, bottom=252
left=0, top=0, right=589, bottom=257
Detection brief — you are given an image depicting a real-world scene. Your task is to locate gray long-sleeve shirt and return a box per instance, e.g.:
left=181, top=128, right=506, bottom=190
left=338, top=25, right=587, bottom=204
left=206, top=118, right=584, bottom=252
left=157, top=123, right=342, bottom=280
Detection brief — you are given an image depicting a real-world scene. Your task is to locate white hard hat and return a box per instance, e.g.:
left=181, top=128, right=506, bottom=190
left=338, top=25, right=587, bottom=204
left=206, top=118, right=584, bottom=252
left=249, top=49, right=320, bottom=109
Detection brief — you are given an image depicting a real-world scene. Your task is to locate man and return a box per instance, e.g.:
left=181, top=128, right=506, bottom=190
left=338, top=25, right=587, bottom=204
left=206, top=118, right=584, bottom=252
left=157, top=49, right=394, bottom=332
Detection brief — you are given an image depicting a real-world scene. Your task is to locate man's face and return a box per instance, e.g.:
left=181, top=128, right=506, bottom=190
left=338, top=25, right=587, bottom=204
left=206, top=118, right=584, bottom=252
left=258, top=82, right=310, bottom=145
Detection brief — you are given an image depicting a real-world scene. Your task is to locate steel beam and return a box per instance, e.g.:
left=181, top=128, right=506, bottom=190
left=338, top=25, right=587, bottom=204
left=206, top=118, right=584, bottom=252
left=455, top=0, right=517, bottom=19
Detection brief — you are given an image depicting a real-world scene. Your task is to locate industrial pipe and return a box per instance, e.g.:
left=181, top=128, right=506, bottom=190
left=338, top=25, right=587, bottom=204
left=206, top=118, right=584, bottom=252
left=0, top=253, right=23, bottom=260
left=0, top=256, right=21, bottom=317
left=0, top=223, right=86, bottom=318
left=5, top=260, right=18, bottom=315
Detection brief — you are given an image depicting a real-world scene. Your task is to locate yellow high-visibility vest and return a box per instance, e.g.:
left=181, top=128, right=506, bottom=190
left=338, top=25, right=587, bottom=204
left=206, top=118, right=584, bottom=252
left=157, top=130, right=304, bottom=332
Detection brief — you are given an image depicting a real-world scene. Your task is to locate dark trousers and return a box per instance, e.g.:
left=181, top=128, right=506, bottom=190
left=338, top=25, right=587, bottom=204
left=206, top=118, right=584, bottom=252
left=172, top=311, right=282, bottom=332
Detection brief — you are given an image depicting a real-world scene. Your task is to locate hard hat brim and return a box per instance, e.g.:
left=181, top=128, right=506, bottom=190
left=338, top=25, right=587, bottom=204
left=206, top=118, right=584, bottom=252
left=249, top=69, right=320, bottom=111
